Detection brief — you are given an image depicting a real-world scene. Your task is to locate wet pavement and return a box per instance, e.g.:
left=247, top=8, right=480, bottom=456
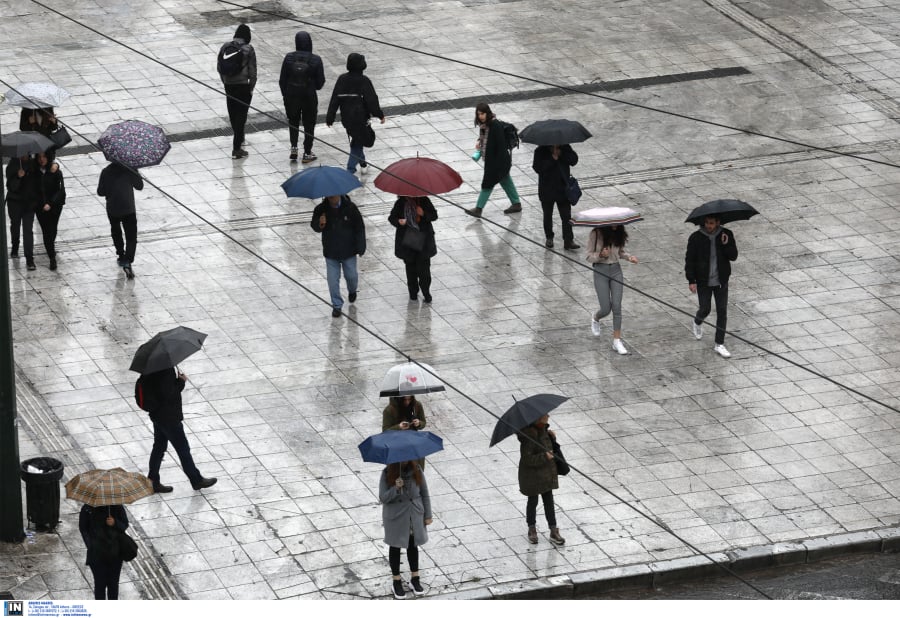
left=2, top=0, right=900, bottom=600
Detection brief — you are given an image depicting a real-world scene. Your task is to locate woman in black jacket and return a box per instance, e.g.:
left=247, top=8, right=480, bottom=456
left=79, top=504, right=129, bottom=600
left=532, top=144, right=579, bottom=249
left=388, top=196, right=437, bottom=303
left=465, top=103, right=521, bottom=218
left=325, top=53, right=385, bottom=174
left=33, top=152, right=65, bottom=271
left=6, top=155, right=36, bottom=267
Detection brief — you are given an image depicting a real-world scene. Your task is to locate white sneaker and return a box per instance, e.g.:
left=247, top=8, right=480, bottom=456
left=692, top=321, right=703, bottom=340
left=714, top=344, right=731, bottom=358
left=612, top=339, right=628, bottom=355
left=591, top=316, right=602, bottom=337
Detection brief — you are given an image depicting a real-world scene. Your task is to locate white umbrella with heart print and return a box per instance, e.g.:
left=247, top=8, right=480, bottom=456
left=379, top=362, right=445, bottom=398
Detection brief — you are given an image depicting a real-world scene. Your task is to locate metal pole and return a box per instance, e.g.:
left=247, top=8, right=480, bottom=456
left=0, top=96, right=26, bottom=542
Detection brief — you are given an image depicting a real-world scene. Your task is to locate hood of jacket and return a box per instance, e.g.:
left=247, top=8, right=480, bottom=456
left=235, top=24, right=251, bottom=43
left=295, top=31, right=312, bottom=52
left=346, top=52, right=367, bottom=72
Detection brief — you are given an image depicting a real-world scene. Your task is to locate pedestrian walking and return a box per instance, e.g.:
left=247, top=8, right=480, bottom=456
left=382, top=393, right=427, bottom=432
left=217, top=23, right=257, bottom=160
left=518, top=413, right=564, bottom=545
left=379, top=461, right=432, bottom=598
left=685, top=214, right=738, bottom=358
left=97, top=162, right=144, bottom=279
left=142, top=367, right=217, bottom=492
left=388, top=195, right=437, bottom=303
left=310, top=194, right=366, bottom=317
left=79, top=504, right=128, bottom=600
left=279, top=31, right=325, bottom=163
left=587, top=225, right=638, bottom=355
left=33, top=151, right=64, bottom=271
left=325, top=53, right=385, bottom=174
left=533, top=144, right=579, bottom=250
left=6, top=154, right=36, bottom=268
left=465, top=102, right=521, bottom=218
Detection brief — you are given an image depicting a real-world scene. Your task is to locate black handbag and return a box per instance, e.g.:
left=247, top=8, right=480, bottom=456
left=363, top=123, right=376, bottom=148
left=401, top=227, right=426, bottom=252
left=551, top=435, right=569, bottom=476
left=565, top=176, right=582, bottom=205
left=118, top=530, right=138, bottom=562
left=49, top=125, right=72, bottom=149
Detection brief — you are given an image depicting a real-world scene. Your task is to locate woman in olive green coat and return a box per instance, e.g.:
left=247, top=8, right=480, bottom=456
left=518, top=414, right=564, bottom=545
left=382, top=395, right=426, bottom=431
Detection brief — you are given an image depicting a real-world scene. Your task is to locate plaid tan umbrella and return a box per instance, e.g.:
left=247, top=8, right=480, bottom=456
left=65, top=468, right=154, bottom=506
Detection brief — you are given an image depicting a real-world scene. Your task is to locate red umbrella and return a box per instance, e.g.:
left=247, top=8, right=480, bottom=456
left=374, top=156, right=463, bottom=197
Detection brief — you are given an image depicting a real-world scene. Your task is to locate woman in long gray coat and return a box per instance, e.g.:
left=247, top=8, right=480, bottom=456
left=518, top=414, right=564, bottom=545
left=379, top=461, right=432, bottom=599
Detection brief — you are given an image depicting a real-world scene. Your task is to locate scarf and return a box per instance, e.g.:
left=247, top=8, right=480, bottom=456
left=404, top=197, right=420, bottom=231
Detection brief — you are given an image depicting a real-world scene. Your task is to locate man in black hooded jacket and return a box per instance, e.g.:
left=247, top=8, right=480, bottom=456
left=326, top=53, right=385, bottom=174
left=218, top=24, right=257, bottom=159
left=279, top=31, right=325, bottom=163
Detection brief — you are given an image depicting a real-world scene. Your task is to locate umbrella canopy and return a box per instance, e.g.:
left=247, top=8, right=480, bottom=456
left=519, top=119, right=592, bottom=146
left=129, top=326, right=207, bottom=374
left=0, top=131, right=54, bottom=158
left=5, top=82, right=71, bottom=108
left=685, top=199, right=758, bottom=225
left=571, top=206, right=643, bottom=228
left=373, top=157, right=463, bottom=197
left=65, top=468, right=154, bottom=506
left=359, top=430, right=444, bottom=465
left=98, top=120, right=170, bottom=169
left=282, top=165, right=362, bottom=199
left=489, top=393, right=569, bottom=446
left=379, top=362, right=446, bottom=397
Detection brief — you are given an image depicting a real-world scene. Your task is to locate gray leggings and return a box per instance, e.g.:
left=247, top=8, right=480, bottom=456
left=593, top=262, right=624, bottom=331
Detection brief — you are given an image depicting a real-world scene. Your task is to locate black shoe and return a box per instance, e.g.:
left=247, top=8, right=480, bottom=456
left=348, top=292, right=357, bottom=303
left=465, top=207, right=482, bottom=218
left=152, top=482, right=173, bottom=494
left=545, top=237, right=554, bottom=248
left=410, top=576, right=425, bottom=596
left=49, top=259, right=57, bottom=271
left=9, top=246, right=17, bottom=258
left=289, top=147, right=298, bottom=161
left=332, top=308, right=342, bottom=318
left=503, top=203, right=522, bottom=214
left=191, top=476, right=217, bottom=490
left=26, top=260, right=36, bottom=271
left=409, top=294, right=418, bottom=301
left=116, top=256, right=127, bottom=267
left=564, top=241, right=581, bottom=251
left=392, top=579, right=406, bottom=599
left=123, top=265, right=134, bottom=279
left=232, top=149, right=248, bottom=160
left=423, top=294, right=432, bottom=304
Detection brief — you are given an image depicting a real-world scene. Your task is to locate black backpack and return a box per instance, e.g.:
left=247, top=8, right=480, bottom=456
left=500, top=120, right=520, bottom=151
left=287, top=55, right=311, bottom=89
left=217, top=40, right=246, bottom=77
left=134, top=375, right=157, bottom=412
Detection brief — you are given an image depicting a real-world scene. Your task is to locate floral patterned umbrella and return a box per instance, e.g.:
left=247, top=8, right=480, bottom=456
left=98, top=120, right=170, bottom=168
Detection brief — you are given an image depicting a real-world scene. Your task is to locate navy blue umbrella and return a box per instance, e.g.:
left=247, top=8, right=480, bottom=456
left=359, top=431, right=444, bottom=465
left=282, top=165, right=362, bottom=199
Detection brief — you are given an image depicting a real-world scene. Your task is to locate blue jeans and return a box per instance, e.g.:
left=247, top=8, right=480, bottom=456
left=326, top=256, right=358, bottom=309
left=148, top=419, right=201, bottom=484
left=347, top=137, right=365, bottom=173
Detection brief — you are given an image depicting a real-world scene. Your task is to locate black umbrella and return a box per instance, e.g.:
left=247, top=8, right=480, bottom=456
left=685, top=199, right=759, bottom=225
left=489, top=394, right=569, bottom=446
left=519, top=119, right=592, bottom=146
left=129, top=326, right=207, bottom=374
left=0, top=131, right=54, bottom=157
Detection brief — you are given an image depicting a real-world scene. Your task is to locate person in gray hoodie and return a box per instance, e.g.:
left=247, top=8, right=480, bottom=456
left=97, top=162, right=143, bottom=278
left=279, top=31, right=325, bottom=163
left=218, top=23, right=257, bottom=159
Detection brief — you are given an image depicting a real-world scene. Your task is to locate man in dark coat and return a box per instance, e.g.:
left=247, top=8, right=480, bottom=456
left=6, top=155, right=36, bottom=268
left=533, top=144, right=579, bottom=250
left=97, top=162, right=143, bottom=278
left=685, top=215, right=739, bottom=358
left=310, top=194, right=366, bottom=317
left=279, top=31, right=325, bottom=163
left=33, top=152, right=65, bottom=271
left=218, top=23, right=257, bottom=159
left=143, top=367, right=217, bottom=492
left=325, top=53, right=385, bottom=174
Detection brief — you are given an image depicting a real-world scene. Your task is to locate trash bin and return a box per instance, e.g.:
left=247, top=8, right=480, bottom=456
left=20, top=457, right=64, bottom=531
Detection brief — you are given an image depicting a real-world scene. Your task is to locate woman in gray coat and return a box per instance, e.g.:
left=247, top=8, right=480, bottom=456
left=379, top=461, right=432, bottom=599
left=518, top=414, right=564, bottom=545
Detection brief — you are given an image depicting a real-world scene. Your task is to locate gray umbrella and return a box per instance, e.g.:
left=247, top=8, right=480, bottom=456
left=5, top=82, right=71, bottom=109
left=0, top=131, right=54, bottom=158
left=129, top=326, right=207, bottom=374
left=519, top=119, right=592, bottom=146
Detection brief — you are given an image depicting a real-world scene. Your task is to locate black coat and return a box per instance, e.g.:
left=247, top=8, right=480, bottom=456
left=310, top=195, right=366, bottom=260
left=5, top=157, right=36, bottom=207
left=79, top=504, right=129, bottom=566
left=684, top=227, right=738, bottom=287
left=34, top=162, right=65, bottom=214
left=325, top=54, right=383, bottom=140
left=98, top=163, right=144, bottom=217
left=481, top=118, right=512, bottom=188
left=532, top=145, right=578, bottom=203
left=142, top=368, right=185, bottom=424
left=388, top=197, right=438, bottom=260
left=279, top=31, right=325, bottom=98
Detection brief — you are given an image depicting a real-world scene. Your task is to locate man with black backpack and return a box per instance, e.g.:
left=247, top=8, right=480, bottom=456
left=217, top=24, right=257, bottom=160
left=326, top=53, right=385, bottom=174
left=279, top=31, right=325, bottom=163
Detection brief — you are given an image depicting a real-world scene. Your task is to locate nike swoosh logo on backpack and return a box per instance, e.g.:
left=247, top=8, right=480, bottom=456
left=223, top=51, right=241, bottom=59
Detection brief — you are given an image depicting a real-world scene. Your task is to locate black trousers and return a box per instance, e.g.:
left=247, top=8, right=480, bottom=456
left=388, top=535, right=419, bottom=575
left=224, top=84, right=253, bottom=151
left=540, top=198, right=573, bottom=242
left=526, top=490, right=557, bottom=528
left=89, top=560, right=123, bottom=600
left=148, top=419, right=202, bottom=485
left=284, top=94, right=318, bottom=154
left=108, top=213, right=138, bottom=263
left=35, top=206, right=62, bottom=259
left=695, top=282, right=729, bottom=344
left=7, top=201, right=34, bottom=258
left=403, top=255, right=431, bottom=298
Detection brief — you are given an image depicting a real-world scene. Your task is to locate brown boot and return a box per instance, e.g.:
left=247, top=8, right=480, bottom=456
left=527, top=526, right=538, bottom=544
left=549, top=527, right=565, bottom=545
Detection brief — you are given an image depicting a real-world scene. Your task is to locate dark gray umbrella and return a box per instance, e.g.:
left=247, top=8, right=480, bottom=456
left=0, top=131, right=54, bottom=157
left=686, top=199, right=759, bottom=225
left=129, top=326, right=207, bottom=374
left=489, top=394, right=569, bottom=446
left=519, top=119, right=592, bottom=146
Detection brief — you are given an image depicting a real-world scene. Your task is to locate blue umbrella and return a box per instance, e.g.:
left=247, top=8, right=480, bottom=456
left=359, top=431, right=444, bottom=465
left=282, top=165, right=363, bottom=199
